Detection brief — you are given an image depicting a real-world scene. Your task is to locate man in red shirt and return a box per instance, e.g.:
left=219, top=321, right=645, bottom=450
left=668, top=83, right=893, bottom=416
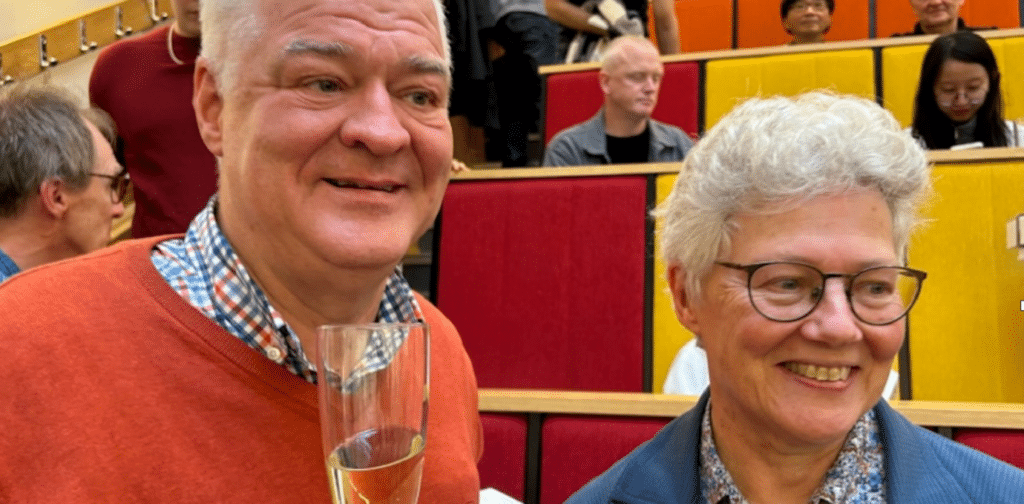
left=90, top=0, right=216, bottom=237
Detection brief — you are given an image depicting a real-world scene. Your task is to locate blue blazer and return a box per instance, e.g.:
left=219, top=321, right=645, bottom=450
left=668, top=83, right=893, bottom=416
left=566, top=392, right=1024, bottom=503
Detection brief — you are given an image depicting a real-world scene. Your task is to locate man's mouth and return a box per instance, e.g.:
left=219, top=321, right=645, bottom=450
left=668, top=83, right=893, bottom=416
left=324, top=179, right=399, bottom=193
left=783, top=362, right=852, bottom=382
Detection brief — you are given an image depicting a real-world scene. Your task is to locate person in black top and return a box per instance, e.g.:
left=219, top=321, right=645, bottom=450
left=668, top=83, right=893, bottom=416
left=911, top=31, right=1022, bottom=149
left=542, top=36, right=693, bottom=166
left=892, top=0, right=992, bottom=37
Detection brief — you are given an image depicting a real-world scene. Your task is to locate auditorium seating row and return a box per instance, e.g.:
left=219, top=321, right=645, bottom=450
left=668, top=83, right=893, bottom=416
left=476, top=389, right=1024, bottom=503
left=654, top=0, right=1020, bottom=53
left=543, top=28, right=1024, bottom=145
left=434, top=150, right=1024, bottom=403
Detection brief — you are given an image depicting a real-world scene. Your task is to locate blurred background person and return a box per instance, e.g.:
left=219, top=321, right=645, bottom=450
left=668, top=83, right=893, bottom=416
left=893, top=0, right=991, bottom=37
left=911, top=31, right=1023, bottom=149
left=488, top=0, right=558, bottom=167
left=543, top=36, right=692, bottom=166
left=0, top=84, right=126, bottom=283
left=547, top=0, right=679, bottom=61
left=89, top=0, right=216, bottom=238
left=781, top=0, right=833, bottom=45
left=567, top=92, right=1024, bottom=502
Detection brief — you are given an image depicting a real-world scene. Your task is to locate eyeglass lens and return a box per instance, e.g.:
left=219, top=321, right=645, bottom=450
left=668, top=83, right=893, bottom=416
left=746, top=262, right=923, bottom=325
left=935, top=88, right=986, bottom=107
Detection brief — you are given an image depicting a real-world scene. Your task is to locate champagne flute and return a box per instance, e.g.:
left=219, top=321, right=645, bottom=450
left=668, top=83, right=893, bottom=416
left=317, top=323, right=429, bottom=504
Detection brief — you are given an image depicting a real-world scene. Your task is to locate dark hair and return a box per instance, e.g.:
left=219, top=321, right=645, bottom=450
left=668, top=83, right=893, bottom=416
left=912, top=31, right=1006, bottom=149
left=780, top=0, right=835, bottom=19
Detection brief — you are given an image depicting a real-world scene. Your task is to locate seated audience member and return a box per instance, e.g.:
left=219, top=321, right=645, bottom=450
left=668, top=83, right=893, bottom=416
left=781, top=0, right=834, bottom=45
left=892, top=0, right=992, bottom=37
left=663, top=338, right=901, bottom=399
left=0, top=0, right=482, bottom=501
left=542, top=36, right=693, bottom=166
left=90, top=0, right=217, bottom=238
left=911, top=31, right=1024, bottom=149
left=0, top=84, right=125, bottom=283
left=567, top=92, right=1024, bottom=502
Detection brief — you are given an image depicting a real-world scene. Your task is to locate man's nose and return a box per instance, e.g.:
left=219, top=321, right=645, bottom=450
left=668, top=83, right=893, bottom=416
left=338, top=83, right=411, bottom=156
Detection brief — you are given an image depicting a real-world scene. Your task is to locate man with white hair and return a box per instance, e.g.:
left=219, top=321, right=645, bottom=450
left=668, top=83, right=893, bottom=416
left=0, top=0, right=482, bottom=501
left=543, top=36, right=692, bottom=166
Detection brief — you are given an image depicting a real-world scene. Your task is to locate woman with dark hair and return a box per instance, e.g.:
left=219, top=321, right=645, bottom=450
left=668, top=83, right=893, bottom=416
left=780, top=0, right=834, bottom=45
left=912, top=31, right=1023, bottom=149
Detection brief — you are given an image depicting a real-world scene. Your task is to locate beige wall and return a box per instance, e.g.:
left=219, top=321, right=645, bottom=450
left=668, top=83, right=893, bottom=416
left=3, top=1, right=138, bottom=100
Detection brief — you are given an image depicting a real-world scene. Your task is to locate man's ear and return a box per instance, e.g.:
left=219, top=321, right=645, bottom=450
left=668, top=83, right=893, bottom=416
left=193, top=58, right=225, bottom=158
left=38, top=178, right=71, bottom=219
left=599, top=70, right=611, bottom=96
left=667, top=263, right=702, bottom=336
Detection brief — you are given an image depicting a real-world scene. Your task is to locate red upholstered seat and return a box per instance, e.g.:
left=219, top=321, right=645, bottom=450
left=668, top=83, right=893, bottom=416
left=953, top=429, right=1024, bottom=469
left=544, top=62, right=700, bottom=144
left=479, top=414, right=528, bottom=500
left=436, top=176, right=648, bottom=391
left=539, top=415, right=670, bottom=503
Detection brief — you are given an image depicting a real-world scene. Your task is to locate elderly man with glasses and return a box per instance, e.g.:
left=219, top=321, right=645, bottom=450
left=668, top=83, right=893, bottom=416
left=0, top=84, right=126, bottom=283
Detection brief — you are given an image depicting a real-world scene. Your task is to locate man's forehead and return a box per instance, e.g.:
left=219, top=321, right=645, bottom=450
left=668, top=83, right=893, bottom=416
left=260, top=0, right=446, bottom=60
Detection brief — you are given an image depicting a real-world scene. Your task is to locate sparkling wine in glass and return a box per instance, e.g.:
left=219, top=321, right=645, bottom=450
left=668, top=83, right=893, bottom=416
left=317, top=323, right=429, bottom=504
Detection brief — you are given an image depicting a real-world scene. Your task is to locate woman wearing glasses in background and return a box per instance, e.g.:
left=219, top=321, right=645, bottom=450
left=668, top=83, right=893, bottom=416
left=912, top=31, right=1024, bottom=149
left=781, top=0, right=834, bottom=45
left=566, top=92, right=1024, bottom=503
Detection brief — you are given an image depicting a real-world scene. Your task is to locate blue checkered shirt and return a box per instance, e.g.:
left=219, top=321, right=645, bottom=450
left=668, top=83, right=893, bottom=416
left=0, top=247, right=20, bottom=284
left=151, top=199, right=422, bottom=383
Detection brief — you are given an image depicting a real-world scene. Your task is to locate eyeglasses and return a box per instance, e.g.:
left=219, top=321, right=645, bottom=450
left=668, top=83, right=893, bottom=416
left=790, top=0, right=830, bottom=12
left=716, top=261, right=927, bottom=326
left=90, top=168, right=130, bottom=204
left=934, top=85, right=988, bottom=107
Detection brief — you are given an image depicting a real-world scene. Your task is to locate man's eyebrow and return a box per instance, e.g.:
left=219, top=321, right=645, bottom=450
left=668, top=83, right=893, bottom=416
left=406, top=55, right=450, bottom=79
left=283, top=39, right=354, bottom=58
left=280, top=39, right=449, bottom=81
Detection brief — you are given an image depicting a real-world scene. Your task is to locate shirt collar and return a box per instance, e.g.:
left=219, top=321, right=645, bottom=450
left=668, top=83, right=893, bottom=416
left=152, top=198, right=423, bottom=383
left=699, top=400, right=886, bottom=504
left=0, top=247, right=20, bottom=281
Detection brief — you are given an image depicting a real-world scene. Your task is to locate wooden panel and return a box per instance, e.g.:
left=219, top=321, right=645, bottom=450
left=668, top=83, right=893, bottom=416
left=962, top=1, right=1020, bottom=30
left=880, top=43, right=927, bottom=127
left=705, top=48, right=874, bottom=128
left=988, top=37, right=1024, bottom=124
left=908, top=161, right=1024, bottom=402
left=651, top=173, right=696, bottom=393
left=736, top=0, right=869, bottom=49
left=478, top=389, right=1024, bottom=428
left=675, top=0, right=733, bottom=53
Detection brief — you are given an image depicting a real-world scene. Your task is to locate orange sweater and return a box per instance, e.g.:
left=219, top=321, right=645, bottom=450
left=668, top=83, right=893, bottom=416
left=0, top=237, right=482, bottom=503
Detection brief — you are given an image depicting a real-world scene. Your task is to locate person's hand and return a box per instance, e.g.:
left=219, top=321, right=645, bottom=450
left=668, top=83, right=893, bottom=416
left=451, top=159, right=471, bottom=173
left=611, top=15, right=644, bottom=36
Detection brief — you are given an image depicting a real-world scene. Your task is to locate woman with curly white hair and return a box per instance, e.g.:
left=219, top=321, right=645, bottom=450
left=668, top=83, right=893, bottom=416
left=567, top=92, right=1024, bottom=503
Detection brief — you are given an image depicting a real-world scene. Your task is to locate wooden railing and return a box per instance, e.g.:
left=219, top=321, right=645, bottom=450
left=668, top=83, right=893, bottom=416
left=479, top=389, right=1024, bottom=429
